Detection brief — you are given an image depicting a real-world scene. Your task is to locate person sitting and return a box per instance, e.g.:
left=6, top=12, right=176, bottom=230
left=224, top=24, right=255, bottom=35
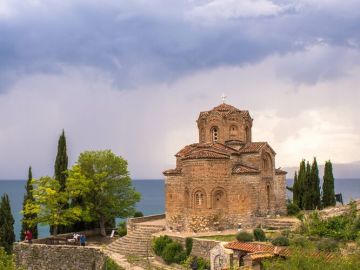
left=24, top=230, right=33, bottom=244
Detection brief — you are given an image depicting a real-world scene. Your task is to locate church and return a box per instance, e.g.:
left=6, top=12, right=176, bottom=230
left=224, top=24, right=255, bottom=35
left=163, top=103, right=287, bottom=232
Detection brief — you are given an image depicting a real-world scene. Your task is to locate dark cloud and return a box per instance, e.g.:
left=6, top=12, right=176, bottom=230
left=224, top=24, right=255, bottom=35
left=0, top=1, right=360, bottom=92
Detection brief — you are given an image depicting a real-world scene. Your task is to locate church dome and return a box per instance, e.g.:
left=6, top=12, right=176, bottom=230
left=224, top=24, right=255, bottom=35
left=212, top=103, right=240, bottom=112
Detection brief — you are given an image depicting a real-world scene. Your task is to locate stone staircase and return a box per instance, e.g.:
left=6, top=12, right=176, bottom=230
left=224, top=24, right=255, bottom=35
left=106, top=223, right=165, bottom=257
left=263, top=218, right=300, bottom=230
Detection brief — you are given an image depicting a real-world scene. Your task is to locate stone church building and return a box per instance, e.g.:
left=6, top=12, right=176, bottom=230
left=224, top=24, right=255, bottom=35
left=163, top=103, right=287, bottom=232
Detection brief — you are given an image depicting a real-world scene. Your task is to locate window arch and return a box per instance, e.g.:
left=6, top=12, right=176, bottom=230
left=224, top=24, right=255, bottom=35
left=245, top=126, right=250, bottom=142
left=212, top=187, right=227, bottom=209
left=193, top=189, right=206, bottom=208
left=211, top=126, right=219, bottom=142
left=229, top=125, right=238, bottom=137
left=262, top=153, right=272, bottom=174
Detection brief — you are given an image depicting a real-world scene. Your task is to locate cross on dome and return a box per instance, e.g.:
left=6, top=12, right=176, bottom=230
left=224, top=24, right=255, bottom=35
left=221, top=93, right=227, bottom=103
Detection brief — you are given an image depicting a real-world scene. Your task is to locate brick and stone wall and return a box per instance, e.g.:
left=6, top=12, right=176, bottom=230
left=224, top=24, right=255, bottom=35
left=14, top=243, right=106, bottom=270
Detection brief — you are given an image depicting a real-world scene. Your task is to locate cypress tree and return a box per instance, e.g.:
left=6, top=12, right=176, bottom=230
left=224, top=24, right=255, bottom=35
left=20, top=166, right=38, bottom=240
left=292, top=171, right=299, bottom=206
left=297, top=160, right=306, bottom=209
left=0, top=194, right=15, bottom=254
left=55, top=130, right=68, bottom=191
left=311, top=158, right=321, bottom=209
left=303, top=161, right=312, bottom=210
left=51, top=130, right=69, bottom=235
left=322, top=160, right=336, bottom=207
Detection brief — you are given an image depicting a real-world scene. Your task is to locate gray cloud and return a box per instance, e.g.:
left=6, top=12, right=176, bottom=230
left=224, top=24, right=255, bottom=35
left=1, top=0, right=360, bottom=92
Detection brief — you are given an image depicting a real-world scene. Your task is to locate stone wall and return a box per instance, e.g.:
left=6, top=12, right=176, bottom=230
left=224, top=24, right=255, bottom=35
left=14, top=243, right=106, bottom=270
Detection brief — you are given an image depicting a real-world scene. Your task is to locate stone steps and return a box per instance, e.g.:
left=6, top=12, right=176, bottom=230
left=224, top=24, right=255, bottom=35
left=105, top=223, right=165, bottom=257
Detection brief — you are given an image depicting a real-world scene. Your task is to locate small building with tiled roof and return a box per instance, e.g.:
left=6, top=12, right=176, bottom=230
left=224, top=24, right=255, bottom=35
left=163, top=103, right=287, bottom=232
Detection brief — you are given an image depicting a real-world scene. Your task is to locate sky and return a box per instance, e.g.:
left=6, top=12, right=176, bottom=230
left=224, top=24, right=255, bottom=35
left=0, top=0, right=359, bottom=179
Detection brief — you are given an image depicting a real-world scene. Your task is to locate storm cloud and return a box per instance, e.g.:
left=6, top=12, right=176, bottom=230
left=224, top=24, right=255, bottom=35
left=0, top=0, right=359, bottom=179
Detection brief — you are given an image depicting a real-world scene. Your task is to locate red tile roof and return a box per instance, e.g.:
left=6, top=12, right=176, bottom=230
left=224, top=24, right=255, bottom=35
left=198, top=103, right=252, bottom=120
left=182, top=149, right=230, bottom=160
left=224, top=242, right=275, bottom=253
left=232, top=164, right=260, bottom=174
left=176, top=142, right=238, bottom=159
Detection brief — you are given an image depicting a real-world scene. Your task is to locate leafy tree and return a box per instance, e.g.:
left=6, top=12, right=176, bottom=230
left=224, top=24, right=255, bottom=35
left=67, top=150, right=141, bottom=236
left=23, top=176, right=82, bottom=236
left=322, top=160, right=336, bottom=207
left=20, top=166, right=38, bottom=240
left=0, top=194, right=15, bottom=254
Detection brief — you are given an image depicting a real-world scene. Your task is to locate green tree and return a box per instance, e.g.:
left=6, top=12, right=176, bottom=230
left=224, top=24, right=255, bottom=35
left=20, top=166, right=38, bottom=240
left=52, top=130, right=69, bottom=234
left=0, top=194, right=15, bottom=254
left=311, top=158, right=321, bottom=209
left=296, top=160, right=306, bottom=209
left=67, top=150, right=141, bottom=236
left=292, top=171, right=299, bottom=207
left=303, top=161, right=312, bottom=210
left=24, top=176, right=82, bottom=236
left=322, top=160, right=336, bottom=207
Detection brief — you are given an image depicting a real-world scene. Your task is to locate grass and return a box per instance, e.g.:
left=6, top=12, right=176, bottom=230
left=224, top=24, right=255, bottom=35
left=197, top=234, right=237, bottom=242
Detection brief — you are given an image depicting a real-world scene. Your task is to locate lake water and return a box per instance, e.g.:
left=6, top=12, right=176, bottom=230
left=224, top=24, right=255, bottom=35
left=1, top=178, right=359, bottom=240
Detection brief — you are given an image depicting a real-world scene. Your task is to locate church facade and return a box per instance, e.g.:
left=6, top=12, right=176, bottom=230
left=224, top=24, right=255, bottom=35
left=163, top=103, right=287, bottom=232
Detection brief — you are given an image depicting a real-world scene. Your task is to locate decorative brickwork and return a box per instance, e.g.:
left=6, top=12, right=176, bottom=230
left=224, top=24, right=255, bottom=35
left=164, top=103, right=287, bottom=232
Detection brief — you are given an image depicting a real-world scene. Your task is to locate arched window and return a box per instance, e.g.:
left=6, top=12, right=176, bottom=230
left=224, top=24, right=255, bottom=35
left=211, top=127, right=219, bottom=142
left=229, top=125, right=238, bottom=137
left=262, top=153, right=272, bottom=174
left=195, top=192, right=204, bottom=206
left=212, top=187, right=227, bottom=209
left=194, top=190, right=205, bottom=208
left=245, top=126, right=250, bottom=142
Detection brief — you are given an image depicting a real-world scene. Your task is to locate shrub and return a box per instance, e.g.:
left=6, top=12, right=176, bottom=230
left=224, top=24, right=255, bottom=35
left=197, top=257, right=210, bottom=270
left=253, top=228, right=266, bottom=242
left=290, top=235, right=311, bottom=248
left=317, top=238, right=338, bottom=252
left=152, top=235, right=173, bottom=256
left=162, top=242, right=184, bottom=264
left=133, top=211, right=144, bottom=218
left=271, top=236, right=290, bottom=246
left=117, top=221, right=127, bottom=237
left=185, top=237, right=193, bottom=256
left=103, top=257, right=123, bottom=270
left=0, top=248, right=17, bottom=270
left=236, top=231, right=253, bottom=242
left=287, top=202, right=301, bottom=216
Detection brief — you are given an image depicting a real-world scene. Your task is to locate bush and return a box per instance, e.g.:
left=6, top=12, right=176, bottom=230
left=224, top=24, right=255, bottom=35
left=197, top=257, right=210, bottom=270
left=290, top=235, right=311, bottom=248
left=117, top=221, right=127, bottom=237
left=287, top=202, right=301, bottom=216
left=185, top=237, right=193, bottom=256
left=103, top=257, right=123, bottom=270
left=152, top=235, right=173, bottom=256
left=253, top=228, right=266, bottom=242
left=162, top=242, right=185, bottom=264
left=317, top=238, right=338, bottom=252
left=236, top=231, right=253, bottom=242
left=0, top=248, right=17, bottom=270
left=133, top=211, right=144, bottom=218
left=271, top=236, right=290, bottom=246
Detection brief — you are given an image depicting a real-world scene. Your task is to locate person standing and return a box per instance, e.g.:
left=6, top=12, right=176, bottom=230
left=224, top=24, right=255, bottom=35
left=79, top=234, right=86, bottom=246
